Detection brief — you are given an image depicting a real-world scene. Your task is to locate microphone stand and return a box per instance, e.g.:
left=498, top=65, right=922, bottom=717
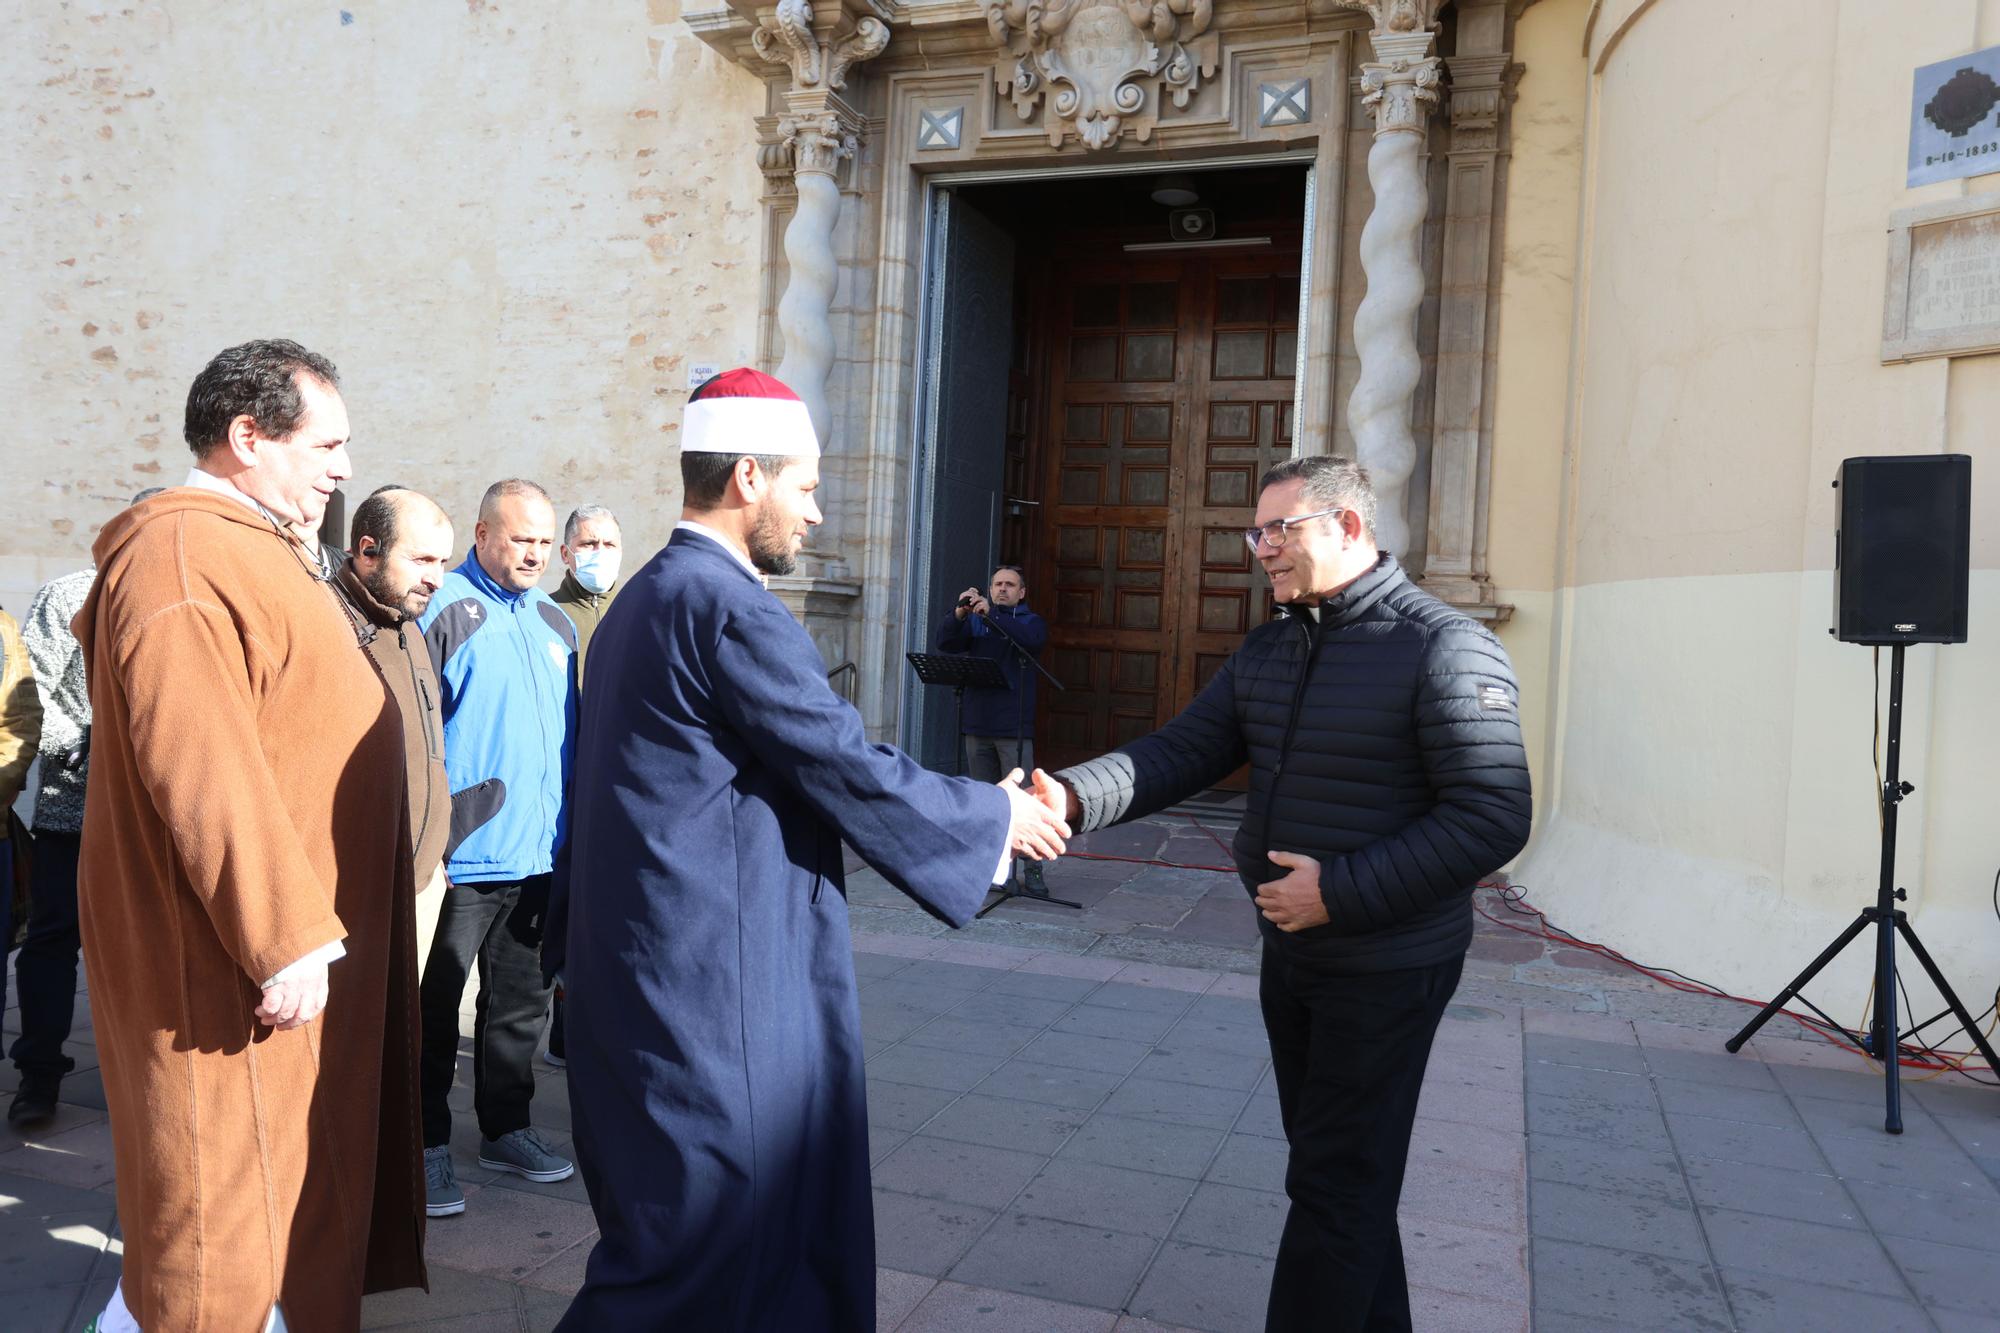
left=966, top=603, right=1079, bottom=917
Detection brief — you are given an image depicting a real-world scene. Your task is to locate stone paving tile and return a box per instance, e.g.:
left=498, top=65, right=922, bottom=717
left=1843, top=1175, right=2000, bottom=1252
left=1699, top=1206, right=1905, bottom=1294
left=868, top=1079, right=961, bottom=1132
left=1639, top=1044, right=1785, bottom=1090
left=986, top=969, right=1103, bottom=1002
left=1168, top=1181, right=1285, bottom=1258
left=1080, top=982, right=1200, bottom=1017
left=1408, top=1064, right=1528, bottom=1128
left=952, top=991, right=1077, bottom=1028
left=1398, top=1214, right=1528, bottom=1306
left=1019, top=1030, right=1154, bottom=1076
left=1521, top=1060, right=1654, bottom=1106
left=1816, top=1130, right=1992, bottom=1192
left=1883, top=1233, right=2000, bottom=1317
left=1128, top=1045, right=1267, bottom=1093
left=1205, top=1134, right=1288, bottom=1195
left=1719, top=1265, right=1931, bottom=1333
left=1526, top=1091, right=1674, bottom=1153
left=1521, top=1008, right=1639, bottom=1043
left=920, top=1093, right=1086, bottom=1157
left=1529, top=1178, right=1709, bottom=1263
left=0, top=1119, right=118, bottom=1192
left=518, top=1234, right=596, bottom=1296
left=1406, top=1285, right=1529, bottom=1333
left=1232, top=1094, right=1283, bottom=1140
left=1155, top=1015, right=1266, bottom=1059
left=1653, top=1075, right=1801, bottom=1127
left=871, top=1125, right=909, bottom=1166
left=421, top=1183, right=599, bottom=1284
left=974, top=1059, right=1126, bottom=1111
left=1014, top=1159, right=1196, bottom=1237
left=1530, top=1237, right=1732, bottom=1330
left=1126, top=1241, right=1274, bottom=1333
left=1015, top=953, right=1127, bottom=983
left=1098, top=1077, right=1251, bottom=1131
left=904, top=1016, right=1046, bottom=1059
left=898, top=1279, right=1120, bottom=1332
left=1400, top=1158, right=1524, bottom=1232
left=1792, top=1090, right=1954, bottom=1147
left=364, top=1264, right=528, bottom=1320
left=873, top=1135, right=1048, bottom=1211
left=1935, top=1312, right=2000, bottom=1333
left=1060, top=1113, right=1224, bottom=1180
left=868, top=1043, right=1012, bottom=1093
left=873, top=1190, right=997, bottom=1277
left=1524, top=1033, right=1650, bottom=1074
left=877, top=1267, right=939, bottom=1330
left=1406, top=1118, right=1524, bottom=1177
left=1666, top=1110, right=1831, bottom=1171
left=1680, top=1158, right=1864, bottom=1229
left=949, top=1212, right=1157, bottom=1310
left=1527, top=1133, right=1692, bottom=1206
left=1051, top=1005, right=1180, bottom=1044
left=896, top=960, right=1009, bottom=991
left=1765, top=1059, right=1891, bottom=1104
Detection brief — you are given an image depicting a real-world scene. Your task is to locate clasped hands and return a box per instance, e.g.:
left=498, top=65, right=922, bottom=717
left=256, top=961, right=330, bottom=1031
left=1000, top=768, right=1071, bottom=861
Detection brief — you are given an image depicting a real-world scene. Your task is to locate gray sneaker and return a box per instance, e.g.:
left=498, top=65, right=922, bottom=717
left=478, top=1127, right=574, bottom=1183
left=425, top=1145, right=464, bottom=1217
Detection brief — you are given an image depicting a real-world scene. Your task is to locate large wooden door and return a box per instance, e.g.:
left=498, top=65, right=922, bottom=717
left=1034, top=249, right=1300, bottom=772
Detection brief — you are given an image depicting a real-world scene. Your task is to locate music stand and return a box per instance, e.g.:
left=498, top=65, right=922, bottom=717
left=905, top=650, right=1081, bottom=916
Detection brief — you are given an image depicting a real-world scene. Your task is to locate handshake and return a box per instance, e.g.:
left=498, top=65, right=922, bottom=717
left=998, top=767, right=1074, bottom=861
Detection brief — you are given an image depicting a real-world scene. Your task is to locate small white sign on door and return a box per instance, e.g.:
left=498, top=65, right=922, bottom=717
left=687, top=362, right=721, bottom=391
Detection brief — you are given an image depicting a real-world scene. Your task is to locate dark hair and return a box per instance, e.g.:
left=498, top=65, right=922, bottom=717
left=680, top=452, right=794, bottom=509
left=1257, top=455, right=1377, bottom=541
left=183, top=339, right=341, bottom=457
left=994, top=565, right=1027, bottom=585
left=350, top=484, right=445, bottom=555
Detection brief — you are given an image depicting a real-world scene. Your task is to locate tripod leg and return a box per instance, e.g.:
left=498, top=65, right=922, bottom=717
left=1874, top=908, right=1902, bottom=1135
left=1894, top=917, right=2000, bottom=1077
left=1725, top=911, right=1873, bottom=1053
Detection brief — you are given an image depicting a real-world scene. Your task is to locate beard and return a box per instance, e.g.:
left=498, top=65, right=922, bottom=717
left=747, top=501, right=799, bottom=577
left=361, top=563, right=426, bottom=621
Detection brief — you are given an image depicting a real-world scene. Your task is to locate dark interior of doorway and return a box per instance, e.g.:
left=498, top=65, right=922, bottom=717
left=918, top=163, right=1308, bottom=779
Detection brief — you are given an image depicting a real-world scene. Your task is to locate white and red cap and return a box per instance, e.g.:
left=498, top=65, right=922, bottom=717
left=682, top=367, right=820, bottom=458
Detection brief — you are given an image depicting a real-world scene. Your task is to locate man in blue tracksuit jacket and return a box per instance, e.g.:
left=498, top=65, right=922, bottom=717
left=415, top=478, right=579, bottom=1218
left=933, top=564, right=1049, bottom=778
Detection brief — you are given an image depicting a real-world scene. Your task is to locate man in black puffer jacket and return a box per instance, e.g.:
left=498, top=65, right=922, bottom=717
left=1043, top=456, right=1532, bottom=1333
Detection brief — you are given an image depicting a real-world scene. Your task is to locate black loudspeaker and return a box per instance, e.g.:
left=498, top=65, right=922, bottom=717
left=1832, top=455, right=1971, bottom=645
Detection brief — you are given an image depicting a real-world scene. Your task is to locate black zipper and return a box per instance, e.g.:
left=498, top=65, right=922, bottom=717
left=1257, top=611, right=1322, bottom=870
left=401, top=623, right=440, bottom=857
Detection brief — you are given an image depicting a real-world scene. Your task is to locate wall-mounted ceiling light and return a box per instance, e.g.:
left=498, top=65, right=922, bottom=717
left=1150, top=173, right=1200, bottom=207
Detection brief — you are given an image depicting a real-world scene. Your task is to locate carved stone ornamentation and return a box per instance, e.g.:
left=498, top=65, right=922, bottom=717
left=986, top=0, right=1219, bottom=150
left=752, top=0, right=891, bottom=92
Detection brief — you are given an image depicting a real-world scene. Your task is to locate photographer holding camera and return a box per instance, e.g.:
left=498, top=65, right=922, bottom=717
left=934, top=566, right=1049, bottom=784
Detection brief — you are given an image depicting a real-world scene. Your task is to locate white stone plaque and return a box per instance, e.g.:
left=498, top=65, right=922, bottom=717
left=1882, top=196, right=2000, bottom=363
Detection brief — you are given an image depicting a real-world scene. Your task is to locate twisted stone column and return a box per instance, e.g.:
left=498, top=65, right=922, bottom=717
left=774, top=111, right=854, bottom=446
left=1340, top=8, right=1441, bottom=557
left=752, top=0, right=889, bottom=447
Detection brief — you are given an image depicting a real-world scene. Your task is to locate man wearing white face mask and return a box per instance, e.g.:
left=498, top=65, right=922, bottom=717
left=552, top=504, right=622, bottom=683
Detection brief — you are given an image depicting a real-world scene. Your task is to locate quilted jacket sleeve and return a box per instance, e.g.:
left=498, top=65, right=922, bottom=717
left=1060, top=655, right=1249, bottom=834
left=1315, top=618, right=1533, bottom=932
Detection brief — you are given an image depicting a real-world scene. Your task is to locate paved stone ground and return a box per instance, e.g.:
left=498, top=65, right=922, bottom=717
left=1, top=806, right=1995, bottom=1330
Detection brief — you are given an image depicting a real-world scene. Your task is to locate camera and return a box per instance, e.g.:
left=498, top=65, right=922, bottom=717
left=957, top=594, right=977, bottom=609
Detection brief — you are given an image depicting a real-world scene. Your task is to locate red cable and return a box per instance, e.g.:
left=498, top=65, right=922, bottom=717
left=1474, top=880, right=1991, bottom=1072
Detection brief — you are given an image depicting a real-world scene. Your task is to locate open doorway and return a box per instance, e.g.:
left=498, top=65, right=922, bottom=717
left=904, top=162, right=1311, bottom=776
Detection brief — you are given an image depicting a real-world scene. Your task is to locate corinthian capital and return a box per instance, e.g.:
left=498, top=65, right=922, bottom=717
left=753, top=0, right=892, bottom=92
left=779, top=109, right=859, bottom=177
left=1332, top=0, right=1444, bottom=33
left=1358, top=37, right=1442, bottom=136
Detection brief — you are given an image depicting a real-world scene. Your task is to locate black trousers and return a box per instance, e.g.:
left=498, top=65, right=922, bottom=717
left=419, top=876, right=554, bottom=1147
left=1259, top=943, right=1463, bottom=1333
left=12, top=830, right=83, bottom=1080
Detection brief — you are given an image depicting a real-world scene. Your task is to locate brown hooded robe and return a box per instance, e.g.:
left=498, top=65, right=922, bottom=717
left=75, top=487, right=425, bottom=1330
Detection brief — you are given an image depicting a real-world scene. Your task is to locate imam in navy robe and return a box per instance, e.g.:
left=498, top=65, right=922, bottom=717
left=546, top=528, right=1010, bottom=1332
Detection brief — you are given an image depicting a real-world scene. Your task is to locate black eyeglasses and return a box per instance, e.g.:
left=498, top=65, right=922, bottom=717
left=1244, top=507, right=1344, bottom=553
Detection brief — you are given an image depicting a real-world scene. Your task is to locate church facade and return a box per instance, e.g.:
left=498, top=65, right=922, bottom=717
left=7, top=0, right=1999, bottom=1019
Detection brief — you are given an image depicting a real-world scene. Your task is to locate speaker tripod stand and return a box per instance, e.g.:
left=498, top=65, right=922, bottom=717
left=1725, top=644, right=2000, bottom=1133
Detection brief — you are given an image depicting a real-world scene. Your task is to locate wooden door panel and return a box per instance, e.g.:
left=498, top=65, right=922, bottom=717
left=1034, top=250, right=1300, bottom=775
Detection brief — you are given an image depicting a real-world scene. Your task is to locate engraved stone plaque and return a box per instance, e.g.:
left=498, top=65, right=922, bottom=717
left=1883, top=197, right=2000, bottom=362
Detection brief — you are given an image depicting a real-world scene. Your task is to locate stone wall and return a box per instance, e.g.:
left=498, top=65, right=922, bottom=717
left=2, top=0, right=768, bottom=613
